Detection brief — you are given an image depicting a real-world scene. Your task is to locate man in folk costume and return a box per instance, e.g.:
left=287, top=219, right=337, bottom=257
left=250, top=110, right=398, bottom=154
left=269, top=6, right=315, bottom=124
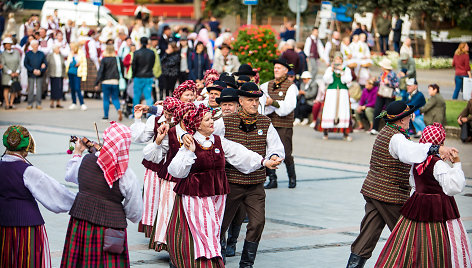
left=61, top=122, right=143, bottom=267
left=260, top=58, right=298, bottom=189
left=213, top=82, right=285, bottom=267
left=346, top=101, right=459, bottom=268
left=0, top=126, right=76, bottom=268
left=81, top=30, right=101, bottom=96
left=375, top=123, right=471, bottom=268
left=316, top=52, right=353, bottom=141
left=174, top=103, right=283, bottom=268
left=323, top=31, right=342, bottom=65
left=234, top=63, right=259, bottom=85
left=197, top=80, right=226, bottom=120
left=303, top=27, right=324, bottom=78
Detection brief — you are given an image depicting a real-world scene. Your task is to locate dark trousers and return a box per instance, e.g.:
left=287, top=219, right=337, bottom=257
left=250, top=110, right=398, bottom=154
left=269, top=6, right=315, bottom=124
left=275, top=127, right=294, bottom=166
left=294, top=101, right=312, bottom=120
left=159, top=75, right=178, bottom=100
left=221, top=183, right=265, bottom=243
left=372, top=96, right=394, bottom=131
left=351, top=196, right=402, bottom=259
left=379, top=35, right=389, bottom=54
left=178, top=71, right=189, bottom=84
left=461, top=122, right=472, bottom=142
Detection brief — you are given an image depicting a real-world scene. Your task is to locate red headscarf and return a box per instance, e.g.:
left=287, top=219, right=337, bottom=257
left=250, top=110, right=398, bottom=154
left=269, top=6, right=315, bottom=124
left=173, top=80, right=196, bottom=100
left=183, top=103, right=210, bottom=135
left=97, top=122, right=131, bottom=188
left=173, top=101, right=196, bottom=123
left=203, top=69, right=220, bottom=87
left=253, top=68, right=260, bottom=84
left=163, top=97, right=182, bottom=114
left=416, top=122, right=446, bottom=175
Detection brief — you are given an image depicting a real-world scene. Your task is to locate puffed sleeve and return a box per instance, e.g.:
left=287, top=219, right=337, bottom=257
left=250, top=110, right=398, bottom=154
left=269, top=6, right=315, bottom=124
left=265, top=123, right=285, bottom=159
left=213, top=117, right=226, bottom=137
left=389, top=133, right=431, bottom=165
left=118, top=168, right=143, bottom=223
left=433, top=161, right=466, bottom=196
left=168, top=147, right=197, bottom=179
left=130, top=115, right=156, bottom=143
left=142, top=135, right=169, bottom=164
left=341, top=67, right=352, bottom=84
left=64, top=155, right=83, bottom=184
left=323, top=67, right=334, bottom=85
left=23, top=166, right=77, bottom=213
left=221, top=137, right=263, bottom=174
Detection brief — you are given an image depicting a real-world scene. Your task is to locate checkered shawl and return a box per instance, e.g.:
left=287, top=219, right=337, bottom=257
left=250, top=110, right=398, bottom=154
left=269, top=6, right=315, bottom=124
left=204, top=69, right=220, bottom=87
left=183, top=103, right=210, bottom=135
left=416, top=122, right=446, bottom=175
left=173, top=80, right=196, bottom=100
left=97, top=122, right=132, bottom=188
left=253, top=68, right=260, bottom=84
left=173, top=101, right=196, bottom=123
left=163, top=97, right=182, bottom=114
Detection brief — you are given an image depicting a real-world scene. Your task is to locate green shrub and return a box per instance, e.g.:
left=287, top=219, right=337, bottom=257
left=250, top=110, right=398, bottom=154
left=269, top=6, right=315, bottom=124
left=372, top=52, right=453, bottom=70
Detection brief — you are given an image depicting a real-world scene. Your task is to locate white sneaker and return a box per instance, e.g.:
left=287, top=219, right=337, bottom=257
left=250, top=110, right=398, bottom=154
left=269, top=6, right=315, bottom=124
left=301, top=118, right=309, bottom=125
left=344, top=136, right=353, bottom=142
left=293, top=118, right=301, bottom=126
left=80, top=104, right=88, bottom=111
left=370, top=129, right=379, bottom=135
left=68, top=104, right=77, bottom=110
left=309, top=122, right=316, bottom=128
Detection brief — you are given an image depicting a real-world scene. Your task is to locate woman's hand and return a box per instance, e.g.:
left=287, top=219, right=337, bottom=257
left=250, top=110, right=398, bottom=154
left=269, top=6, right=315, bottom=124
left=183, top=136, right=196, bottom=152
left=155, top=124, right=169, bottom=145
left=451, top=151, right=460, bottom=163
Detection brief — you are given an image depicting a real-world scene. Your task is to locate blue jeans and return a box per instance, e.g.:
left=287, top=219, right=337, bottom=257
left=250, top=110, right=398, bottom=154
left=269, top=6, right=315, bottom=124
left=453, top=75, right=467, bottom=99
left=68, top=73, right=84, bottom=105
left=412, top=114, right=426, bottom=133
left=133, top=77, right=154, bottom=108
left=102, top=84, right=121, bottom=118
left=379, top=35, right=389, bottom=53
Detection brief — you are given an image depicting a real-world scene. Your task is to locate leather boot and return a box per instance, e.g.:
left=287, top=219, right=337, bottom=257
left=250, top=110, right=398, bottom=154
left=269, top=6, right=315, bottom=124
left=287, top=164, right=296, bottom=188
left=226, top=223, right=242, bottom=257
left=346, top=253, right=367, bottom=268
left=239, top=240, right=258, bottom=268
left=220, top=235, right=227, bottom=264
left=264, top=168, right=277, bottom=189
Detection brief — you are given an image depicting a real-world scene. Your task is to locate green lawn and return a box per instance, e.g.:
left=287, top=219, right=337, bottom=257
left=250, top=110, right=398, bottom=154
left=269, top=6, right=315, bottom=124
left=446, top=100, right=468, bottom=127
left=447, top=27, right=472, bottom=38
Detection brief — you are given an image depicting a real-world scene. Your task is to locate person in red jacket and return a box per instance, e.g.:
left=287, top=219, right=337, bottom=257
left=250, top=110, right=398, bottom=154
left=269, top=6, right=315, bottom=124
left=452, top=42, right=471, bottom=100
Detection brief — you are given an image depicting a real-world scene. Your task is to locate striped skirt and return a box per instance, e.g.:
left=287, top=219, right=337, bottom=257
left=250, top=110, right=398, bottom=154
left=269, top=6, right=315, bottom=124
left=149, top=177, right=177, bottom=251
left=139, top=168, right=161, bottom=238
left=60, top=217, right=129, bottom=268
left=166, top=195, right=225, bottom=268
left=316, top=88, right=352, bottom=133
left=446, top=219, right=472, bottom=268
left=0, top=225, right=51, bottom=268
left=375, top=216, right=451, bottom=268
left=80, top=58, right=98, bottom=92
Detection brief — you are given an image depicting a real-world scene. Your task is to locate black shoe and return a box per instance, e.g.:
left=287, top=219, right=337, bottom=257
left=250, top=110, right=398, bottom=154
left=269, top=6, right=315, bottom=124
left=264, top=168, right=277, bottom=189
left=239, top=240, right=258, bottom=268
left=227, top=223, right=241, bottom=257
left=287, top=164, right=297, bottom=188
left=220, top=235, right=227, bottom=264
left=346, top=253, right=367, bottom=268
left=102, top=117, right=109, bottom=120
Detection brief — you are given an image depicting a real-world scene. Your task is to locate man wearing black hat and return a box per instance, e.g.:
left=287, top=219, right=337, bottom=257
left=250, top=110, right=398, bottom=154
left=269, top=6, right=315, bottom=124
left=260, top=58, right=298, bottom=189
left=216, top=87, right=240, bottom=116
left=213, top=44, right=240, bottom=74
left=132, top=37, right=155, bottom=109
left=234, top=64, right=257, bottom=83
left=195, top=80, right=225, bottom=120
left=346, top=101, right=459, bottom=268
left=214, top=82, right=284, bottom=268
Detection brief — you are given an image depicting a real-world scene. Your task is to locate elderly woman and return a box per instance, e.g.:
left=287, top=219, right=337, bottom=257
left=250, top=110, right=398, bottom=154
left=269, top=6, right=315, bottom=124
left=47, top=44, right=66, bottom=108
left=375, top=123, right=471, bottom=267
left=1, top=37, right=21, bottom=109
left=61, top=122, right=143, bottom=267
left=317, top=52, right=353, bottom=141
left=0, top=125, right=76, bottom=268
left=165, top=104, right=281, bottom=267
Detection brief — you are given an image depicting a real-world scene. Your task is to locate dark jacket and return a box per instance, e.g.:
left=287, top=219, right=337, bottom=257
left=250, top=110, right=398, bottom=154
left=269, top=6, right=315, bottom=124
left=24, top=50, right=47, bottom=78
left=393, top=19, right=403, bottom=42
left=160, top=51, right=180, bottom=77
left=132, top=47, right=155, bottom=78
left=281, top=49, right=300, bottom=74
left=96, top=56, right=124, bottom=85
left=188, top=52, right=210, bottom=81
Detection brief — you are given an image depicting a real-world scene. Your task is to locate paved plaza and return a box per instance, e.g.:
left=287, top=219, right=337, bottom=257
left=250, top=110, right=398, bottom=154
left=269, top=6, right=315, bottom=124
left=1, top=96, right=471, bottom=267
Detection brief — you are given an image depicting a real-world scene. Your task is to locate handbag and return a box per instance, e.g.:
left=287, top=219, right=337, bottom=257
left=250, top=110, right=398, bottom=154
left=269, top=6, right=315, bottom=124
left=116, top=57, right=127, bottom=91
left=463, top=77, right=472, bottom=101
left=377, top=83, right=394, bottom=98
left=10, top=79, right=22, bottom=93
left=103, top=228, right=125, bottom=254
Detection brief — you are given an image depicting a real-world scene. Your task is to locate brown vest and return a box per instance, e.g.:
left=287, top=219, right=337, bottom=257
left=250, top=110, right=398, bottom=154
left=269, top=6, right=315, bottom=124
left=70, top=154, right=127, bottom=229
left=360, top=125, right=412, bottom=204
left=329, top=41, right=341, bottom=63
left=267, top=78, right=295, bottom=128
left=223, top=113, right=270, bottom=184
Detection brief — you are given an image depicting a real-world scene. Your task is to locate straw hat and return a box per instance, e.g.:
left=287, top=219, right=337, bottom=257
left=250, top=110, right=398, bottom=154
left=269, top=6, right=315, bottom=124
left=300, top=71, right=312, bottom=79
left=378, top=58, right=393, bottom=70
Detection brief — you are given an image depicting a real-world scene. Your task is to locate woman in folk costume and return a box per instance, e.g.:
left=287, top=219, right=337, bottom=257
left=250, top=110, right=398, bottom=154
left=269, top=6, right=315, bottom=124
left=61, top=122, right=143, bottom=267
left=0, top=126, right=76, bottom=268
left=130, top=96, right=182, bottom=238
left=166, top=104, right=281, bottom=268
left=198, top=69, right=220, bottom=100
left=316, top=52, right=353, bottom=141
left=147, top=101, right=197, bottom=254
left=375, top=123, right=471, bottom=268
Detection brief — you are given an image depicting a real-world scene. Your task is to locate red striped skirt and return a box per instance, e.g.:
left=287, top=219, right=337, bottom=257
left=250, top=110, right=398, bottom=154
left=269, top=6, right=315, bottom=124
left=139, top=168, right=161, bottom=238
left=0, top=225, right=51, bottom=268
left=149, top=178, right=177, bottom=251
left=60, top=217, right=129, bottom=268
left=375, top=216, right=451, bottom=268
left=166, top=195, right=225, bottom=268
left=446, top=219, right=472, bottom=268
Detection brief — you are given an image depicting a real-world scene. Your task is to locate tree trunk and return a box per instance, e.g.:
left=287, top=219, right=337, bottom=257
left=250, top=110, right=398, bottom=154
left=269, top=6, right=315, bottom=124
left=424, top=12, right=432, bottom=59
left=193, top=0, right=201, bottom=19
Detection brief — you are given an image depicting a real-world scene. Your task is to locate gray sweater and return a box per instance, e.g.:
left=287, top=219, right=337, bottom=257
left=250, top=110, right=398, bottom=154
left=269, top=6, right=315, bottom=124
left=0, top=49, right=21, bottom=86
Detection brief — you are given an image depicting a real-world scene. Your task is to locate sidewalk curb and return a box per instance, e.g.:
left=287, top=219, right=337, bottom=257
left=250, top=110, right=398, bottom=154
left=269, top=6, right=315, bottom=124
left=445, top=125, right=461, bottom=139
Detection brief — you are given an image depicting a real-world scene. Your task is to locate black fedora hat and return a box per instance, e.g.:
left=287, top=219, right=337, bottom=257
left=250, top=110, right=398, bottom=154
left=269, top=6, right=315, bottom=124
left=272, top=57, right=293, bottom=70
left=238, top=82, right=263, bottom=98
left=216, top=88, right=239, bottom=104
left=219, top=74, right=238, bottom=89
left=379, top=101, right=416, bottom=123
left=207, top=81, right=226, bottom=92
left=237, top=75, right=251, bottom=88
left=234, top=64, right=257, bottom=76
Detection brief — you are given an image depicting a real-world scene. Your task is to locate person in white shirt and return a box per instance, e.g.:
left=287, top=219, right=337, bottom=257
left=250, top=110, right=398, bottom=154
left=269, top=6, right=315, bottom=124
left=323, top=31, right=342, bottom=65
left=400, top=37, right=413, bottom=58
left=303, top=27, right=324, bottom=78
left=101, top=21, right=116, bottom=43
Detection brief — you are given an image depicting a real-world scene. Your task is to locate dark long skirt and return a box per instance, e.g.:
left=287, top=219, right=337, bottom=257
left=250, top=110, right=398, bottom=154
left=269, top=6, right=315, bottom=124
left=50, top=77, right=64, bottom=100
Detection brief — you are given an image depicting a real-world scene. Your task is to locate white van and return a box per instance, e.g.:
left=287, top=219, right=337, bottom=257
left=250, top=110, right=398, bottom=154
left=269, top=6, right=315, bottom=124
left=41, top=0, right=118, bottom=27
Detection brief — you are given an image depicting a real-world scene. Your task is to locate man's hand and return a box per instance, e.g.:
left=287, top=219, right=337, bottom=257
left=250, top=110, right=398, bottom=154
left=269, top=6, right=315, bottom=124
left=33, top=69, right=41, bottom=76
left=461, top=117, right=468, bottom=124
left=439, top=146, right=459, bottom=162
left=299, top=90, right=306, bottom=95
left=451, top=151, right=460, bottom=164
left=155, top=124, right=169, bottom=145
left=398, top=72, right=405, bottom=77
left=134, top=104, right=149, bottom=119
left=266, top=97, right=274, bottom=106
left=73, top=140, right=86, bottom=155
left=265, top=157, right=283, bottom=169
left=457, top=117, right=463, bottom=125
left=154, top=101, right=163, bottom=106
left=41, top=63, right=46, bottom=69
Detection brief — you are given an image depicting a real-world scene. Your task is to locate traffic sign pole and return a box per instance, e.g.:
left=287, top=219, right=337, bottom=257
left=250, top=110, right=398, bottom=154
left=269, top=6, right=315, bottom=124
left=248, top=4, right=252, bottom=25
left=296, top=0, right=300, bottom=42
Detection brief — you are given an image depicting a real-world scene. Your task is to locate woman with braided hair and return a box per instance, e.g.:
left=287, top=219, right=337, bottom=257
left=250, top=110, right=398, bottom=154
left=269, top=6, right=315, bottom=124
left=0, top=125, right=76, bottom=268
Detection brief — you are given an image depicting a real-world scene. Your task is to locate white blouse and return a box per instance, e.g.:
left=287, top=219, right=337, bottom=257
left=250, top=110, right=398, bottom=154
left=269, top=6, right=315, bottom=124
left=323, top=66, right=353, bottom=86
left=168, top=131, right=268, bottom=179
left=142, top=123, right=187, bottom=164
left=65, top=152, right=143, bottom=223
left=130, top=106, right=164, bottom=143
left=409, top=161, right=465, bottom=196
left=1, top=155, right=76, bottom=213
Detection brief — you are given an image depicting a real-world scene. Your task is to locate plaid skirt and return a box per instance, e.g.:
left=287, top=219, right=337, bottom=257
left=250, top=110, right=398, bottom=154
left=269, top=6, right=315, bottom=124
left=60, top=217, right=129, bottom=268
left=0, top=225, right=51, bottom=268
left=375, top=216, right=451, bottom=268
left=80, top=58, right=98, bottom=93
left=166, top=195, right=225, bottom=268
